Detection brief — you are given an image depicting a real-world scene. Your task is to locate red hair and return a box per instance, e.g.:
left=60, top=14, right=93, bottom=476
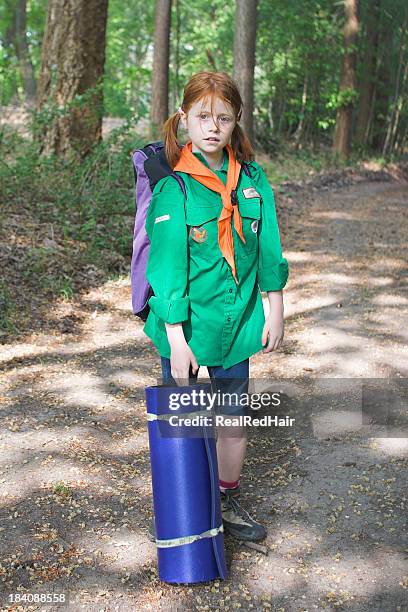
left=162, top=71, right=255, bottom=169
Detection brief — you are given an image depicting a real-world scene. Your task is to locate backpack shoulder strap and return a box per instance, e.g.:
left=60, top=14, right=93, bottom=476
left=143, top=144, right=187, bottom=198
left=170, top=173, right=187, bottom=198
left=241, top=162, right=252, bottom=178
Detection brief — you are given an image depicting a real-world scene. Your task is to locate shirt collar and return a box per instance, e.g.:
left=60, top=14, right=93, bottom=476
left=192, top=148, right=228, bottom=173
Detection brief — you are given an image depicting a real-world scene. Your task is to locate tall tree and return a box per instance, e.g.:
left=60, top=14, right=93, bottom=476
left=355, top=0, right=380, bottom=148
left=36, top=0, right=109, bottom=158
left=382, top=8, right=408, bottom=155
left=151, top=0, right=172, bottom=139
left=371, top=10, right=393, bottom=151
left=15, top=0, right=37, bottom=100
left=233, top=0, right=258, bottom=144
left=4, top=0, right=37, bottom=100
left=333, top=0, right=360, bottom=158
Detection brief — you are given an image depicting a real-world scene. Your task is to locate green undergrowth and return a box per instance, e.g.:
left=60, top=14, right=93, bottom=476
left=1, top=119, right=144, bottom=267
left=0, top=119, right=145, bottom=337
left=258, top=143, right=393, bottom=186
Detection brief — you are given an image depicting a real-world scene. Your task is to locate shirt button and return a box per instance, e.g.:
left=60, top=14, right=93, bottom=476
left=228, top=288, right=233, bottom=293
left=227, top=316, right=231, bottom=322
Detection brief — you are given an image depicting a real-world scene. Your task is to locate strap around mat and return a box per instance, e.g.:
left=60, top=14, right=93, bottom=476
left=155, top=523, right=224, bottom=548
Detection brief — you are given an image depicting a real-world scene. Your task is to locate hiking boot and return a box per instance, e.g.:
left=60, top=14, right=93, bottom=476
left=220, top=486, right=267, bottom=542
left=147, top=489, right=267, bottom=543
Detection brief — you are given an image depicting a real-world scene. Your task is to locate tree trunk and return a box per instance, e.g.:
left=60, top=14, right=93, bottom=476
left=4, top=0, right=17, bottom=49
left=15, top=0, right=37, bottom=100
left=4, top=0, right=37, bottom=101
left=389, top=61, right=408, bottom=153
left=151, top=0, right=172, bottom=139
left=355, top=0, right=380, bottom=147
left=233, top=0, right=258, bottom=145
left=277, top=57, right=288, bottom=138
left=333, top=0, right=360, bottom=159
left=36, top=0, right=109, bottom=158
left=382, top=9, right=408, bottom=156
left=371, top=11, right=392, bottom=151
left=293, top=73, right=308, bottom=148
left=399, top=123, right=408, bottom=154
left=364, top=46, right=380, bottom=149
left=172, top=0, right=181, bottom=112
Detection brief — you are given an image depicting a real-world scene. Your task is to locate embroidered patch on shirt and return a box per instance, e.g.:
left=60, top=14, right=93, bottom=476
left=242, top=187, right=261, bottom=199
left=190, top=226, right=208, bottom=243
left=251, top=220, right=259, bottom=233
left=154, top=214, right=170, bottom=224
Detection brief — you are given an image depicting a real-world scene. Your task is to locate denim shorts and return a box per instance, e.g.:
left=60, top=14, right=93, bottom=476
left=160, top=356, right=249, bottom=417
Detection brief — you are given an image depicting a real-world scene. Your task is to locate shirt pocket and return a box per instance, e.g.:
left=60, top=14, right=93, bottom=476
left=237, top=199, right=261, bottom=258
left=185, top=205, right=221, bottom=261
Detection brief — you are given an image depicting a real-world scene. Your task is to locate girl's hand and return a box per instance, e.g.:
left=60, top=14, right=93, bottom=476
left=165, top=323, right=198, bottom=385
left=170, top=341, right=199, bottom=386
left=262, top=311, right=284, bottom=353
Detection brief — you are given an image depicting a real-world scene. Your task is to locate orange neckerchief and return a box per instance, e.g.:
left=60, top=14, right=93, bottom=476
left=174, top=140, right=245, bottom=284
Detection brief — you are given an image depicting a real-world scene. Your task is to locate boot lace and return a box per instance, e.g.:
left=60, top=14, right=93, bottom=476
left=227, top=494, right=256, bottom=524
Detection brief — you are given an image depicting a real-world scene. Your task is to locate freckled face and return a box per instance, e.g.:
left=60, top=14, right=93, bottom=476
left=179, top=97, right=236, bottom=155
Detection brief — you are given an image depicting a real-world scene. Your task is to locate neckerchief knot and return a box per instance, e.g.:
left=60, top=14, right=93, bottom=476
left=174, top=141, right=245, bottom=284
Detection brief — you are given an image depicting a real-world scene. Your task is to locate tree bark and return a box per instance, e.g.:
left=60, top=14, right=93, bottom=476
left=151, top=0, right=172, bottom=139
left=173, top=0, right=181, bottom=112
left=389, top=61, right=408, bottom=153
left=4, top=0, right=37, bottom=101
left=15, top=0, right=37, bottom=100
left=382, top=9, right=408, bottom=156
left=233, top=0, right=258, bottom=145
left=333, top=0, right=360, bottom=159
left=36, top=0, right=109, bottom=158
left=277, top=56, right=288, bottom=138
left=355, top=0, right=380, bottom=147
left=293, top=74, right=308, bottom=148
left=370, top=14, right=391, bottom=151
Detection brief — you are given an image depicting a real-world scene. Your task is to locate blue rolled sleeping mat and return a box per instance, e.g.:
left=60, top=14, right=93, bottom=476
left=145, top=383, right=227, bottom=584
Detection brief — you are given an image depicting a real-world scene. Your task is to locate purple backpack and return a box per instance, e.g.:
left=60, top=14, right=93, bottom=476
left=130, top=141, right=252, bottom=321
left=130, top=141, right=186, bottom=321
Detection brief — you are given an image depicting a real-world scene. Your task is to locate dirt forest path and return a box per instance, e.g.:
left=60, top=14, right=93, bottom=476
left=0, top=170, right=407, bottom=611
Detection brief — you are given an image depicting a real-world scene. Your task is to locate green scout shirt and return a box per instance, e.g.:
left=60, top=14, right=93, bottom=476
left=143, top=148, right=289, bottom=369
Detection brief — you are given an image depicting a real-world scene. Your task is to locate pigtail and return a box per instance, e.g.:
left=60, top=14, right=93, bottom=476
left=163, top=112, right=183, bottom=169
left=231, top=123, right=255, bottom=164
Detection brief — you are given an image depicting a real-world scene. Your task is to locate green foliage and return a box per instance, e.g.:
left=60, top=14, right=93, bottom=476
left=53, top=481, right=72, bottom=497
left=1, top=0, right=407, bottom=153
left=256, top=0, right=342, bottom=146
left=0, top=118, right=145, bottom=292
left=167, top=0, right=235, bottom=108
left=0, top=0, right=47, bottom=104
left=328, top=87, right=359, bottom=110
left=0, top=49, right=21, bottom=104
left=0, top=279, right=18, bottom=333
left=104, top=0, right=155, bottom=117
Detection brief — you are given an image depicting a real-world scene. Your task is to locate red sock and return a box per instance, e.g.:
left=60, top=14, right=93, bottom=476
left=219, top=478, right=240, bottom=490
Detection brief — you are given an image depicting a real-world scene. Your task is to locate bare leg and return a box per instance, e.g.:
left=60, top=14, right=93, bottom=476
left=207, top=359, right=250, bottom=486
left=216, top=427, right=247, bottom=483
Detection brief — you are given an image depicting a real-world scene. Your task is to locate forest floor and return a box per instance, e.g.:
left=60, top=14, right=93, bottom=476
left=0, top=144, right=408, bottom=611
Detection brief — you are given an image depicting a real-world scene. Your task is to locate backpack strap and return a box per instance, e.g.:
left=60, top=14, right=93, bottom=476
left=241, top=162, right=252, bottom=178
left=171, top=173, right=187, bottom=198
left=143, top=145, right=187, bottom=198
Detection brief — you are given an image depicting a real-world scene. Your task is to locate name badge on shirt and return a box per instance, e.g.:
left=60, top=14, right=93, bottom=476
left=154, top=214, right=170, bottom=223
left=242, top=187, right=261, bottom=199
